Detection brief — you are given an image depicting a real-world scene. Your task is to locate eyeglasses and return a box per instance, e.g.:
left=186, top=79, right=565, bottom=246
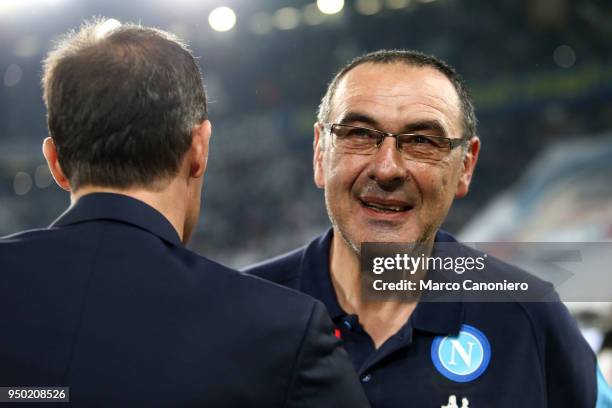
left=324, top=123, right=467, bottom=162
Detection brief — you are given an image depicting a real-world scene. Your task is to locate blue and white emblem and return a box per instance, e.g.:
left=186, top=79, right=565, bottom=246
left=431, top=324, right=491, bottom=383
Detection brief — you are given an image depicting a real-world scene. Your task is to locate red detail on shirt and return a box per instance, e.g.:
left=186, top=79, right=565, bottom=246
left=334, top=328, right=342, bottom=339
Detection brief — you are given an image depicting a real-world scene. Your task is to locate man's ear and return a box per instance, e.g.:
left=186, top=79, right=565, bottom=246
left=42, top=137, right=71, bottom=191
left=189, top=120, right=212, bottom=179
left=313, top=123, right=326, bottom=189
left=455, top=135, right=480, bottom=199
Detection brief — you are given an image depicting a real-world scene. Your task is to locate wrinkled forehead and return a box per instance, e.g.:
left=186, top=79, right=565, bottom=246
left=329, top=63, right=463, bottom=136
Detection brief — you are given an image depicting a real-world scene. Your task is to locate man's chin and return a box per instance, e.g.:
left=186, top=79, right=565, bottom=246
left=354, top=223, right=427, bottom=244
left=339, top=226, right=428, bottom=255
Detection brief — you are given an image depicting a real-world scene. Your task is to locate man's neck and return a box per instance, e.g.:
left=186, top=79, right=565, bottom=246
left=329, top=230, right=430, bottom=349
left=71, top=184, right=188, bottom=242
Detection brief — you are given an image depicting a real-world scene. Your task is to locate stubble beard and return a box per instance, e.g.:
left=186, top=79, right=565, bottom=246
left=324, top=191, right=439, bottom=257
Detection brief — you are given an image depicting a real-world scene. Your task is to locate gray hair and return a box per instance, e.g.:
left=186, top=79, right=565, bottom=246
left=317, top=49, right=477, bottom=140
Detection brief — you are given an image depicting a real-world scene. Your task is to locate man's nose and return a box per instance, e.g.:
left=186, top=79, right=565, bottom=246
left=368, top=137, right=406, bottom=191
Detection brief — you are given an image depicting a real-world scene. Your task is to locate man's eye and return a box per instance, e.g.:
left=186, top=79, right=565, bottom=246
left=410, top=135, right=438, bottom=146
left=348, top=128, right=375, bottom=138
left=412, top=135, right=431, bottom=143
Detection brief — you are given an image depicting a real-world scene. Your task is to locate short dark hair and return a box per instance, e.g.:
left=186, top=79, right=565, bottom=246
left=317, top=49, right=476, bottom=139
left=42, top=18, right=208, bottom=190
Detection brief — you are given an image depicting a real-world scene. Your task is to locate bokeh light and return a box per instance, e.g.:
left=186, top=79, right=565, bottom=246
left=317, top=0, right=344, bottom=15
left=4, top=64, right=23, bottom=87
left=208, top=6, right=237, bottom=32
left=274, top=7, right=301, bottom=31
left=34, top=165, right=53, bottom=189
left=14, top=172, right=32, bottom=196
left=553, top=45, right=576, bottom=68
left=385, top=0, right=410, bottom=9
left=355, top=0, right=383, bottom=15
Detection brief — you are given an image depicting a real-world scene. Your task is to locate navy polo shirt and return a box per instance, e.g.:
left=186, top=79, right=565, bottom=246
left=245, top=228, right=612, bottom=407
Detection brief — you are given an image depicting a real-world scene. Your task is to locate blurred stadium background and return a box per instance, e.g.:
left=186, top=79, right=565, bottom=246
left=1, top=0, right=611, bottom=382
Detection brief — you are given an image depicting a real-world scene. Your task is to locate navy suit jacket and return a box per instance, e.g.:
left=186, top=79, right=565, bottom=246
left=0, top=193, right=368, bottom=407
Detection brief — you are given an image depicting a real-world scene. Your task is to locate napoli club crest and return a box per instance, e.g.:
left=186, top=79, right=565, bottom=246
left=431, top=324, right=491, bottom=383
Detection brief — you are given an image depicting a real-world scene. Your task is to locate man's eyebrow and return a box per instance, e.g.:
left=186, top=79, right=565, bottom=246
left=400, top=120, right=447, bottom=136
left=336, top=114, right=449, bottom=136
left=337, top=112, right=380, bottom=128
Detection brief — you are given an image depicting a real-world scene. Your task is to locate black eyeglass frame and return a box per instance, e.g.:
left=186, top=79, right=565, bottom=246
left=323, top=123, right=468, bottom=152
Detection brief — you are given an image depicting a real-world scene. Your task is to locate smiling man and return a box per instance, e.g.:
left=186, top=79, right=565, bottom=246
left=245, top=50, right=609, bottom=407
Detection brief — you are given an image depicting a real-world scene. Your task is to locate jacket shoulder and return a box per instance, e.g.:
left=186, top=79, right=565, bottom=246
left=242, top=245, right=306, bottom=287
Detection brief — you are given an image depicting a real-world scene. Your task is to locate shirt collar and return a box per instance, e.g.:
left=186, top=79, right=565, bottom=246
left=299, top=227, right=464, bottom=335
left=49, top=192, right=182, bottom=246
left=300, top=229, right=346, bottom=320
left=410, top=298, right=464, bottom=336
left=411, top=230, right=464, bottom=336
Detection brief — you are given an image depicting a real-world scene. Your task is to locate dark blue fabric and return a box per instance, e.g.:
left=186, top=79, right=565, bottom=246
left=0, top=194, right=369, bottom=407
left=245, top=228, right=598, bottom=408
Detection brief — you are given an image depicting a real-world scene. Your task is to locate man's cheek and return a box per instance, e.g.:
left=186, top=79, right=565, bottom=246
left=441, top=174, right=449, bottom=187
left=327, top=161, right=357, bottom=191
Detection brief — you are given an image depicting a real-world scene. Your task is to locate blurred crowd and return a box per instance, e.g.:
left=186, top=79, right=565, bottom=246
left=1, top=0, right=612, bottom=374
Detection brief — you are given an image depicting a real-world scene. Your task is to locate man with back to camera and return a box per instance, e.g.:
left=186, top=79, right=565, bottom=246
left=245, top=50, right=612, bottom=407
left=0, top=19, right=370, bottom=407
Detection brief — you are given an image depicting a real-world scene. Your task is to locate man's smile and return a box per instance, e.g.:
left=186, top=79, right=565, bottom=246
left=358, top=196, right=415, bottom=217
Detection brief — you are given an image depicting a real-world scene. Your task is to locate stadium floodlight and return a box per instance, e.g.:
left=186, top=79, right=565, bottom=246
left=0, top=0, right=68, bottom=16
left=316, top=0, right=344, bottom=15
left=208, top=6, right=236, bottom=32
left=0, top=0, right=24, bottom=15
